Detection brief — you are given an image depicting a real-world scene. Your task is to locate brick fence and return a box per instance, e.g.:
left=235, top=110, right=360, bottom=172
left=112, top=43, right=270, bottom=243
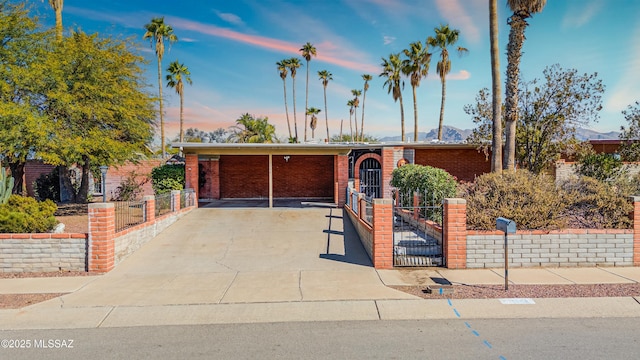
left=0, top=190, right=196, bottom=273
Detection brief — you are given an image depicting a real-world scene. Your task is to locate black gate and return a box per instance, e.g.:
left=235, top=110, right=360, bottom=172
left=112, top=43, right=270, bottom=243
left=392, top=190, right=444, bottom=267
left=359, top=158, right=381, bottom=199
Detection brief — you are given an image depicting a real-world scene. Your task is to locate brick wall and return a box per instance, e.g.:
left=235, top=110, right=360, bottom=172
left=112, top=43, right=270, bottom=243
left=555, top=160, right=640, bottom=183
left=0, top=234, right=88, bottom=273
left=344, top=205, right=373, bottom=261
left=105, top=160, right=164, bottom=200
left=24, top=161, right=56, bottom=197
left=413, top=148, right=491, bottom=182
left=466, top=230, right=634, bottom=268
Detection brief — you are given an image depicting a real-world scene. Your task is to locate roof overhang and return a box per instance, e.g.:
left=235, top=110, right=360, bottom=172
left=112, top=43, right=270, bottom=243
left=173, top=142, right=353, bottom=156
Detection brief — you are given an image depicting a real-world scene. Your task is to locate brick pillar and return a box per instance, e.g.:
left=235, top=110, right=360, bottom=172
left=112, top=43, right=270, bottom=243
left=632, top=196, right=640, bottom=266
left=88, top=203, right=115, bottom=273
left=381, top=147, right=395, bottom=199
left=210, top=158, right=220, bottom=199
left=144, top=195, right=155, bottom=223
left=443, top=198, right=467, bottom=269
left=413, top=192, right=420, bottom=219
left=185, top=153, right=199, bottom=200
left=172, top=190, right=181, bottom=211
left=334, top=154, right=349, bottom=207
left=372, top=198, right=393, bottom=269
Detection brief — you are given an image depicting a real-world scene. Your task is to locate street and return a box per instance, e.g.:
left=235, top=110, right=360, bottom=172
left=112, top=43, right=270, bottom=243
left=1, top=318, right=639, bottom=359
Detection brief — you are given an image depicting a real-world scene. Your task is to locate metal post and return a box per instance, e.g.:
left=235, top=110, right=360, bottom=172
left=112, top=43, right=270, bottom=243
left=504, top=232, right=509, bottom=291
left=99, top=165, right=109, bottom=203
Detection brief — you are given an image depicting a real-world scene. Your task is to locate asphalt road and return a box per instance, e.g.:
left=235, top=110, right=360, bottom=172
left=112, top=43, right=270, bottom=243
left=1, top=318, right=639, bottom=360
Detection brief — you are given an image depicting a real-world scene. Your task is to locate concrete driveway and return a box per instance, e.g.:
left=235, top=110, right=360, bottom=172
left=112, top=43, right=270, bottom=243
left=57, top=206, right=415, bottom=308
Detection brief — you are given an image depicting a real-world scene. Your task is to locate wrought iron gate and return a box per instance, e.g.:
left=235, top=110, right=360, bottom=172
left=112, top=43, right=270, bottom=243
left=359, top=158, right=381, bottom=199
left=392, top=190, right=444, bottom=267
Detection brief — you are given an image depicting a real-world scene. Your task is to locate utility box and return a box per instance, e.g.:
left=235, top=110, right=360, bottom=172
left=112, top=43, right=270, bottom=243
left=496, top=217, right=516, bottom=234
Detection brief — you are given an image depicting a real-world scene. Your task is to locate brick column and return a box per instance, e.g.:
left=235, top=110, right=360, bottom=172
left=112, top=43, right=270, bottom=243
left=334, top=154, right=349, bottom=207
left=372, top=198, right=393, bottom=269
left=413, top=192, right=420, bottom=219
left=631, top=196, right=640, bottom=266
left=381, top=147, right=395, bottom=199
left=88, top=203, right=115, bottom=273
left=144, top=195, right=155, bottom=223
left=172, top=190, right=181, bottom=211
left=443, top=198, right=467, bottom=269
left=210, top=158, right=220, bottom=199
left=185, top=153, right=199, bottom=200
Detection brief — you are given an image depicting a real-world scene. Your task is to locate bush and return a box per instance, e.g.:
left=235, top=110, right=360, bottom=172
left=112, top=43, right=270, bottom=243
left=112, top=171, right=149, bottom=201
left=561, top=177, right=633, bottom=229
left=34, top=168, right=60, bottom=202
left=0, top=195, right=58, bottom=233
left=575, top=152, right=626, bottom=182
left=462, top=170, right=567, bottom=230
left=390, top=164, right=457, bottom=223
left=151, top=164, right=184, bottom=195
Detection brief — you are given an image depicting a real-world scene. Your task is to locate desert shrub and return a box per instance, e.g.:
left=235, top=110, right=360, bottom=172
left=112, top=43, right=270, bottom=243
left=151, top=164, right=184, bottom=195
left=112, top=171, right=150, bottom=201
left=561, top=177, right=633, bottom=229
left=575, top=152, right=626, bottom=182
left=462, top=170, right=567, bottom=230
left=0, top=195, right=58, bottom=233
left=390, top=164, right=457, bottom=223
left=34, top=168, right=60, bottom=202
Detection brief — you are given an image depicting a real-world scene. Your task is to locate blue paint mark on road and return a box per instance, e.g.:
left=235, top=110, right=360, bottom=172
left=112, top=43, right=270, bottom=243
left=447, top=299, right=452, bottom=306
left=464, top=322, right=471, bottom=328
left=453, top=309, right=461, bottom=317
left=499, top=356, right=507, bottom=360
left=439, top=287, right=443, bottom=295
left=484, top=340, right=492, bottom=349
left=472, top=330, right=480, bottom=337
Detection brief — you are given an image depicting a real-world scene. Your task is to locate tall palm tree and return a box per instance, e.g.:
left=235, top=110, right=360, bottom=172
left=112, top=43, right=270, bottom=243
left=427, top=24, right=468, bottom=141
left=318, top=70, right=333, bottom=142
left=44, top=0, right=63, bottom=41
left=402, top=41, right=431, bottom=142
left=379, top=53, right=406, bottom=141
left=490, top=0, right=503, bottom=173
left=347, top=99, right=355, bottom=142
left=300, top=42, right=317, bottom=142
left=306, top=107, right=321, bottom=139
left=351, top=89, right=362, bottom=140
left=504, top=0, right=547, bottom=170
left=287, top=57, right=303, bottom=143
left=360, top=74, right=372, bottom=142
left=277, top=59, right=293, bottom=141
left=143, top=17, right=178, bottom=158
left=166, top=60, right=192, bottom=143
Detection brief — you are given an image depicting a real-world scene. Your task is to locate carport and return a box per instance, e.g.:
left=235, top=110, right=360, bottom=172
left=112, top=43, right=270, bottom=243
left=178, top=143, right=351, bottom=208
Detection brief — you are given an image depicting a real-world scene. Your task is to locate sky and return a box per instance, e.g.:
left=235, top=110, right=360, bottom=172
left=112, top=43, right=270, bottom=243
left=30, top=0, right=640, bottom=142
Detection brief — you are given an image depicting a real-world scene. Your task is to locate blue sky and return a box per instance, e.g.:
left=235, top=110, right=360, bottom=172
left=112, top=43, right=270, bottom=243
left=32, top=0, right=640, bottom=141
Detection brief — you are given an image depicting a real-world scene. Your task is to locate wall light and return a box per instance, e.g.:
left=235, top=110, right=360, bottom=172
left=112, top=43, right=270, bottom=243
left=284, top=156, right=290, bottom=162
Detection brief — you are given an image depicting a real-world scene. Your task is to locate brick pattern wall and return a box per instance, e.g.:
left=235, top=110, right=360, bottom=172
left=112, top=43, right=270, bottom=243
left=466, top=230, right=634, bottom=268
left=88, top=203, right=116, bottom=272
left=633, top=196, right=640, bottom=266
left=555, top=160, right=640, bottom=183
left=344, top=205, right=373, bottom=261
left=199, top=159, right=220, bottom=199
left=105, top=160, right=164, bottom=200
left=443, top=198, right=467, bottom=269
left=0, top=234, right=87, bottom=273
left=413, top=148, right=491, bottom=183
left=24, top=161, right=56, bottom=197
left=335, top=155, right=349, bottom=207
left=185, top=154, right=199, bottom=199
left=220, top=155, right=269, bottom=198
left=372, top=199, right=393, bottom=269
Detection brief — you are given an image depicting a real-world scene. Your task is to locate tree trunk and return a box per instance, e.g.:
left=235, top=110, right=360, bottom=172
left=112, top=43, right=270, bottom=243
left=59, top=166, right=76, bottom=203
left=157, top=55, right=165, bottom=157
left=437, top=78, right=446, bottom=141
left=55, top=7, right=63, bottom=42
left=360, top=90, right=366, bottom=141
left=339, top=119, right=343, bottom=140
left=76, top=156, right=90, bottom=203
left=353, top=106, right=358, bottom=141
left=292, top=76, right=298, bottom=142
left=504, top=13, right=527, bottom=171
left=304, top=62, right=309, bottom=142
left=179, top=90, right=184, bottom=143
left=283, top=79, right=292, bottom=140
left=412, top=85, right=418, bottom=142
left=349, top=112, right=353, bottom=141
left=490, top=0, right=503, bottom=173
left=399, top=93, right=405, bottom=142
left=8, top=161, right=25, bottom=195
left=324, top=86, right=329, bottom=142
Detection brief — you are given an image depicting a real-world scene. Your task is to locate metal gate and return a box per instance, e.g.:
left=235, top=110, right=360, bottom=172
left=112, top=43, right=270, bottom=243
left=392, top=190, right=444, bottom=267
left=359, top=158, right=381, bottom=199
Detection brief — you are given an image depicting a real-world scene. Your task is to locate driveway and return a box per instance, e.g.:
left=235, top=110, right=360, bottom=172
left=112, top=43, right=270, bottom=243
left=57, top=206, right=415, bottom=308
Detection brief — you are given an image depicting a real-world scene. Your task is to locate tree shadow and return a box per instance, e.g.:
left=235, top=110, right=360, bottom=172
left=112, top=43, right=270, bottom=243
left=319, top=208, right=373, bottom=267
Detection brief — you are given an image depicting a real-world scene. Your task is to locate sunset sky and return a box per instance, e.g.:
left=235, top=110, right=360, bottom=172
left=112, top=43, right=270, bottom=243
left=32, top=0, right=640, bottom=142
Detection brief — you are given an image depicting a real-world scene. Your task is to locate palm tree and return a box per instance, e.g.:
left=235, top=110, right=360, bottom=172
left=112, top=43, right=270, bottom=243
left=44, top=0, right=64, bottom=41
left=228, top=113, right=277, bottom=143
left=379, top=53, right=406, bottom=141
left=402, top=41, right=431, bottom=142
left=300, top=42, right=317, bottom=142
left=504, top=0, right=547, bottom=170
left=306, top=107, right=321, bottom=139
left=318, top=70, right=333, bottom=142
left=351, top=89, right=362, bottom=140
left=490, top=0, right=502, bottom=173
left=143, top=17, right=178, bottom=158
left=287, top=57, right=303, bottom=142
left=166, top=61, right=192, bottom=143
left=277, top=59, right=293, bottom=141
left=360, top=74, right=372, bottom=142
left=427, top=24, right=468, bottom=141
left=347, top=99, right=355, bottom=142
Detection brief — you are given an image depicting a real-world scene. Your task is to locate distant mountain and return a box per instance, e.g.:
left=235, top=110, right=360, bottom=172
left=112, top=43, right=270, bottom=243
left=379, top=126, right=620, bottom=143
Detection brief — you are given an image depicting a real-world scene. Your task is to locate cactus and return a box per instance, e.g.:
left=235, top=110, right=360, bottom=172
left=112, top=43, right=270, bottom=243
left=1, top=168, right=14, bottom=204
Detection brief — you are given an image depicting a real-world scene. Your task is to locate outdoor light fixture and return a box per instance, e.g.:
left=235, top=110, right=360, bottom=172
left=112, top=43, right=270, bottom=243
left=99, top=165, right=109, bottom=203
left=284, top=156, right=290, bottom=162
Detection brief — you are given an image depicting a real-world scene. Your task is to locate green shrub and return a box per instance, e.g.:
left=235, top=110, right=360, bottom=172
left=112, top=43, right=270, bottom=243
left=0, top=195, right=58, bottom=233
left=34, top=168, right=60, bottom=202
left=575, top=152, right=626, bottom=182
left=462, top=170, right=567, bottom=230
left=151, top=164, right=184, bottom=195
left=112, top=171, right=149, bottom=201
left=561, top=177, right=633, bottom=229
left=390, top=164, right=457, bottom=223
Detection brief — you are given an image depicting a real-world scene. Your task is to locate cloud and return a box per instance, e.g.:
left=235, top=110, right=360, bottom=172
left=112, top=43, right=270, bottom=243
left=562, top=0, right=603, bottom=29
left=426, top=70, right=471, bottom=81
left=383, top=36, right=396, bottom=45
left=179, top=37, right=198, bottom=43
left=434, top=0, right=481, bottom=44
left=214, top=10, right=245, bottom=27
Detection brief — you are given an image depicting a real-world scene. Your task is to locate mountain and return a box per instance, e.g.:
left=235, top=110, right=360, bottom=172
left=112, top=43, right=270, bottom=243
left=378, top=126, right=620, bottom=143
